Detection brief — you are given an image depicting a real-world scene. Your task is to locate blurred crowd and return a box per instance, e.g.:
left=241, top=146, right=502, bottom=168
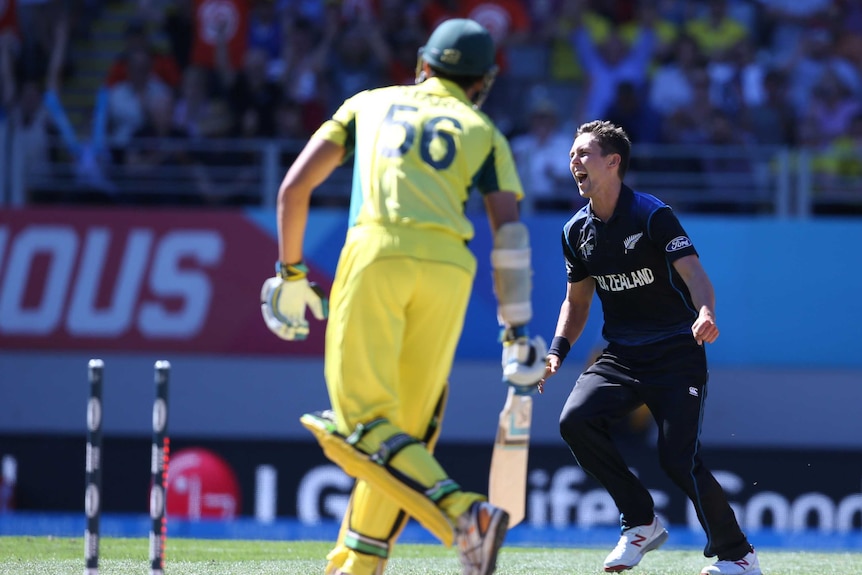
left=0, top=0, right=861, bottom=208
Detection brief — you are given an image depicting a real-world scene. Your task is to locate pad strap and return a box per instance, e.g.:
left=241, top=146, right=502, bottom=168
left=372, top=433, right=421, bottom=465
left=344, top=529, right=390, bottom=559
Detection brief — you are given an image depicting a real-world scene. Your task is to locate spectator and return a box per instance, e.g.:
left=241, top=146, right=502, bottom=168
left=662, top=66, right=713, bottom=146
left=189, top=98, right=259, bottom=205
left=420, top=0, right=460, bottom=31
left=649, top=33, right=705, bottom=117
left=656, top=65, right=712, bottom=185
left=4, top=13, right=113, bottom=200
left=274, top=97, right=308, bottom=140
left=803, top=70, right=861, bottom=145
left=218, top=46, right=283, bottom=137
left=375, top=0, right=426, bottom=48
left=126, top=90, right=191, bottom=197
left=539, top=0, right=611, bottom=83
left=3, top=14, right=59, bottom=180
left=385, top=29, right=425, bottom=86
left=107, top=47, right=173, bottom=163
left=190, top=0, right=250, bottom=71
left=782, top=28, right=861, bottom=117
left=463, top=0, right=533, bottom=70
left=2, top=27, right=57, bottom=194
left=706, top=37, right=766, bottom=117
left=754, top=0, right=834, bottom=60
left=16, top=0, right=54, bottom=73
left=173, top=65, right=213, bottom=139
left=572, top=22, right=656, bottom=123
left=273, top=16, right=328, bottom=132
left=161, top=0, right=194, bottom=70
left=701, top=108, right=755, bottom=212
left=325, top=19, right=388, bottom=112
left=605, top=81, right=662, bottom=146
left=273, top=95, right=348, bottom=207
left=509, top=94, right=576, bottom=211
left=620, top=0, right=679, bottom=63
left=744, top=69, right=797, bottom=146
left=248, top=0, right=282, bottom=61
left=837, top=0, right=862, bottom=33
left=811, top=109, right=862, bottom=215
left=105, top=19, right=181, bottom=89
left=280, top=0, right=328, bottom=27
left=461, top=0, right=532, bottom=127
left=825, top=111, right=862, bottom=181
left=684, top=0, right=748, bottom=60
left=0, top=0, right=18, bottom=54
left=1, top=29, right=17, bottom=116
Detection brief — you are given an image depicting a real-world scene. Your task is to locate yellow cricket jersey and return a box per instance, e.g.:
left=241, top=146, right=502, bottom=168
left=312, top=77, right=524, bottom=244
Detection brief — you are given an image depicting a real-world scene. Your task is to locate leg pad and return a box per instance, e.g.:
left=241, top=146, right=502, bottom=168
left=301, top=411, right=457, bottom=546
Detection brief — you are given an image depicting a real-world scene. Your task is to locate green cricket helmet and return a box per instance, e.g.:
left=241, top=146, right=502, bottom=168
left=417, top=18, right=498, bottom=107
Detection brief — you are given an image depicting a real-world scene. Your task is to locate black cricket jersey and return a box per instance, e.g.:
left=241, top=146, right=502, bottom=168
left=562, top=184, right=699, bottom=346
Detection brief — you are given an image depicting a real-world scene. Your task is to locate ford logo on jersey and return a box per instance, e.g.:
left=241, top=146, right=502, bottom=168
left=665, top=236, right=693, bottom=252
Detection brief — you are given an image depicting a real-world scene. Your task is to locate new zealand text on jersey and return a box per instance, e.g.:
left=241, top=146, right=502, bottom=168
left=594, top=267, right=655, bottom=292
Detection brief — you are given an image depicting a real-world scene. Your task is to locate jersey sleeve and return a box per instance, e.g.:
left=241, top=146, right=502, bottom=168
left=311, top=92, right=360, bottom=161
left=647, top=206, right=698, bottom=263
left=473, top=127, right=524, bottom=200
left=562, top=228, right=589, bottom=283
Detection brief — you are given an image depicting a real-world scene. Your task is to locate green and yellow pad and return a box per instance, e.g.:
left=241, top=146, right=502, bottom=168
left=324, top=388, right=449, bottom=575
left=301, top=410, right=471, bottom=546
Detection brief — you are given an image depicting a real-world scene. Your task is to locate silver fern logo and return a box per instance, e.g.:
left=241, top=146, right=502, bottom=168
left=623, top=232, right=643, bottom=253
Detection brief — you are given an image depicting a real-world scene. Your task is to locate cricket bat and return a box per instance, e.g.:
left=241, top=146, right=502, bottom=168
left=488, top=386, right=532, bottom=527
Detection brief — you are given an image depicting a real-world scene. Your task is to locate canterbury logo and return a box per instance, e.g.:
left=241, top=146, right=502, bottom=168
left=623, top=232, right=643, bottom=252
left=631, top=534, right=648, bottom=547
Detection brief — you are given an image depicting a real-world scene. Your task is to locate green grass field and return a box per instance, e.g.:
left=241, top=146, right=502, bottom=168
left=1, top=536, right=860, bottom=575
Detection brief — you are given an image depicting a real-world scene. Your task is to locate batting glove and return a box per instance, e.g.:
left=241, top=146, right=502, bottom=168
left=501, top=325, right=548, bottom=394
left=260, top=261, right=328, bottom=341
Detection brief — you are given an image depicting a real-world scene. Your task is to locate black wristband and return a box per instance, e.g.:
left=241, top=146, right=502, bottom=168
left=548, top=336, right=571, bottom=362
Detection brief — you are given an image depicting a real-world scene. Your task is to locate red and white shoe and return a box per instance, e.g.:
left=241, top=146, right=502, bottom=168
left=701, top=547, right=762, bottom=575
left=603, top=516, right=669, bottom=572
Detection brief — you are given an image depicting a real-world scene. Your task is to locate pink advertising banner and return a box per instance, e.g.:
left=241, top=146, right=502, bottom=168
left=0, top=207, right=330, bottom=355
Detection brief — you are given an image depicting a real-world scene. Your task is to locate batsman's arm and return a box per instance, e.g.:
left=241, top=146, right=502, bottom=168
left=543, top=278, right=595, bottom=387
left=483, top=191, right=521, bottom=248
left=484, top=191, right=548, bottom=391
left=277, top=137, right=345, bottom=264
left=483, top=189, right=529, bottom=330
left=261, top=137, right=343, bottom=342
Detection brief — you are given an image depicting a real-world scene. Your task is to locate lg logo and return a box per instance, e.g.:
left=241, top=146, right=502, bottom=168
left=297, top=465, right=352, bottom=522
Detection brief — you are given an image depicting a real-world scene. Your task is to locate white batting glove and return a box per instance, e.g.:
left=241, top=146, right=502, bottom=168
left=260, top=262, right=328, bottom=341
left=501, top=326, right=547, bottom=394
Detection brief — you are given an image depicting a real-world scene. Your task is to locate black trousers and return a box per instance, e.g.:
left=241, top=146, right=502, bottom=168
left=558, top=334, right=750, bottom=560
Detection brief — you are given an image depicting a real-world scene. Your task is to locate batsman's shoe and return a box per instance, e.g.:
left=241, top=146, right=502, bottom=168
left=603, top=516, right=669, bottom=572
left=701, top=547, right=762, bottom=575
left=455, top=501, right=509, bottom=575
